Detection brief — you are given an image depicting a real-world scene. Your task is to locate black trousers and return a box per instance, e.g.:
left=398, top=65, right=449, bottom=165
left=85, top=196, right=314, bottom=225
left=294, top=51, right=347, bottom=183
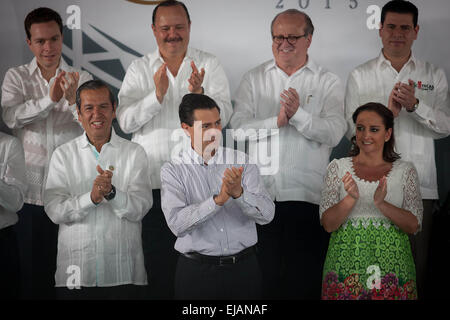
left=141, top=189, right=178, bottom=299
left=257, top=201, right=330, bottom=300
left=56, top=284, right=147, bottom=300
left=14, top=203, right=58, bottom=299
left=0, top=225, right=20, bottom=299
left=174, top=252, right=262, bottom=300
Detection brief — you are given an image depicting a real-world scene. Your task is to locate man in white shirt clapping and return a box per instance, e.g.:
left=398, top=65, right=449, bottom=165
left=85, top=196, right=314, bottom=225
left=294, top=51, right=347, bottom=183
left=44, top=80, right=152, bottom=299
left=1, top=7, right=92, bottom=299
left=229, top=9, right=346, bottom=299
left=344, top=0, right=450, bottom=299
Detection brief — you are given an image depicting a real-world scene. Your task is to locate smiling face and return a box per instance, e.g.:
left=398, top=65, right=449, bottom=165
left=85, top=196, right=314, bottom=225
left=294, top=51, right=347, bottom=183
left=77, top=87, right=116, bottom=145
left=355, top=111, right=392, bottom=156
left=26, top=20, right=62, bottom=73
left=182, top=108, right=222, bottom=160
left=379, top=12, right=419, bottom=59
left=152, top=5, right=191, bottom=60
left=272, top=13, right=311, bottom=72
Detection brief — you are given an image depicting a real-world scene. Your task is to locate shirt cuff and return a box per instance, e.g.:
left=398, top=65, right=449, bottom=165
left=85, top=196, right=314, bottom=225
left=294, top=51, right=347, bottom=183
left=411, top=100, right=432, bottom=120
left=289, top=108, right=311, bottom=129
left=140, top=91, right=163, bottom=125
left=264, top=117, right=279, bottom=130
left=41, top=95, right=58, bottom=116
left=108, top=189, right=128, bottom=217
left=78, top=192, right=98, bottom=210
left=233, top=188, right=259, bottom=211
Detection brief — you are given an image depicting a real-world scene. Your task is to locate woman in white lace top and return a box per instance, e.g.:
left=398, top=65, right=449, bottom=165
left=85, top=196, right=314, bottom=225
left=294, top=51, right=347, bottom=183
left=320, top=102, right=423, bottom=300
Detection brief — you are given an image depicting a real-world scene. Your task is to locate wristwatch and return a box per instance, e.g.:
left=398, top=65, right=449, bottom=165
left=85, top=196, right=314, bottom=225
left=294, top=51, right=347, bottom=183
left=407, top=99, right=419, bottom=113
left=104, top=185, right=116, bottom=201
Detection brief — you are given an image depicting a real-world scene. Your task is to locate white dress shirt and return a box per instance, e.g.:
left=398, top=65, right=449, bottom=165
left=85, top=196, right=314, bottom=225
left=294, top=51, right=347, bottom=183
left=229, top=58, right=346, bottom=205
left=117, top=47, right=232, bottom=189
left=44, top=130, right=153, bottom=287
left=0, top=132, right=27, bottom=230
left=345, top=52, right=450, bottom=199
left=161, top=145, right=274, bottom=256
left=1, top=58, right=92, bottom=206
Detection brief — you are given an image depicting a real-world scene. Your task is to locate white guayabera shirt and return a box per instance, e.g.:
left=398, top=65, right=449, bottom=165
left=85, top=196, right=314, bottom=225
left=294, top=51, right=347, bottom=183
left=345, top=52, right=450, bottom=199
left=44, top=130, right=153, bottom=287
left=1, top=57, right=92, bottom=206
left=0, top=132, right=27, bottom=230
left=117, top=47, right=232, bottom=189
left=230, top=58, right=346, bottom=205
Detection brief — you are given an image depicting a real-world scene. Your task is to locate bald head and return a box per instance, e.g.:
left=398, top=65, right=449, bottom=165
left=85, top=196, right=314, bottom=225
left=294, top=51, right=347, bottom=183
left=270, top=9, right=314, bottom=36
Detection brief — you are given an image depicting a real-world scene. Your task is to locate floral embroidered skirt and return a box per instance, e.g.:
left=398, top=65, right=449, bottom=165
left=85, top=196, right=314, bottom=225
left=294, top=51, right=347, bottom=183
left=321, top=218, right=417, bottom=300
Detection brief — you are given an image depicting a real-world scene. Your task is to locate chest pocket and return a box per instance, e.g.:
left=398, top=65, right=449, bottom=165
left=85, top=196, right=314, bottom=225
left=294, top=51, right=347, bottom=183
left=302, top=93, right=321, bottom=116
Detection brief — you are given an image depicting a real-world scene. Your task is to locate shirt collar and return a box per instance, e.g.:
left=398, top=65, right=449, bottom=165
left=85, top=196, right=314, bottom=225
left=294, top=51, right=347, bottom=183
left=80, top=128, right=119, bottom=150
left=27, top=56, right=71, bottom=76
left=377, top=50, right=417, bottom=70
left=265, top=55, right=318, bottom=76
left=182, top=143, right=223, bottom=166
left=154, top=47, right=193, bottom=64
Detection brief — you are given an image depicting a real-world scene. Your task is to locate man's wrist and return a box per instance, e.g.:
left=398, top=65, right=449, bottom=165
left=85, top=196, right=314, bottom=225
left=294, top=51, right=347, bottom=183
left=407, top=98, right=419, bottom=113
left=231, top=187, right=244, bottom=199
left=213, top=194, right=226, bottom=206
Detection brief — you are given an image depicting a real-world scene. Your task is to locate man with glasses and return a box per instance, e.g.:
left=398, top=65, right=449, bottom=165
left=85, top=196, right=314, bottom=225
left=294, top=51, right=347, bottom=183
left=229, top=9, right=346, bottom=299
left=117, top=0, right=232, bottom=299
left=345, top=0, right=450, bottom=299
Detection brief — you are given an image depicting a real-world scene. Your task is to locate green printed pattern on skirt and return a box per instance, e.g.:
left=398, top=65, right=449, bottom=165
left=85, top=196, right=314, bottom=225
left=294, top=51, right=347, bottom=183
left=321, top=218, right=417, bottom=300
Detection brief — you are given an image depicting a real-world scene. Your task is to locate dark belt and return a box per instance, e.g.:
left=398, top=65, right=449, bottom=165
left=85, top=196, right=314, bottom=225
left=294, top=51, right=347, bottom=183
left=182, top=245, right=256, bottom=266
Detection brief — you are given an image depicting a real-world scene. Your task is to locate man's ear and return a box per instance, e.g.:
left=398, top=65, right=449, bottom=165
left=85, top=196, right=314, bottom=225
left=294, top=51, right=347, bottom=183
left=181, top=122, right=191, bottom=136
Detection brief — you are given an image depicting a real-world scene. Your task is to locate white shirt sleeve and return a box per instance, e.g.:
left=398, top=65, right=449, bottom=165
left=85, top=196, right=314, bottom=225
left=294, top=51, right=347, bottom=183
left=344, top=71, right=360, bottom=141
left=1, top=68, right=58, bottom=129
left=202, top=57, right=233, bottom=127
left=289, top=76, right=347, bottom=147
left=105, top=146, right=153, bottom=222
left=116, top=61, right=163, bottom=134
left=0, top=137, right=26, bottom=213
left=44, top=148, right=97, bottom=224
left=229, top=74, right=279, bottom=139
left=409, top=68, right=450, bottom=139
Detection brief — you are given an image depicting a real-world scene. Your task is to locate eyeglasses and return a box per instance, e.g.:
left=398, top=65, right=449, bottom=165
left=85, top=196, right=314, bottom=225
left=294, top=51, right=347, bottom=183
left=272, top=34, right=307, bottom=45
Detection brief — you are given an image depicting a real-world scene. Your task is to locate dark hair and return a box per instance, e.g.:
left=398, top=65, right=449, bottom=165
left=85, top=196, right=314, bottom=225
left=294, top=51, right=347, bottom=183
left=381, top=0, right=418, bottom=28
left=349, top=102, right=401, bottom=163
left=76, top=80, right=116, bottom=110
left=152, top=0, right=191, bottom=26
left=271, top=9, right=314, bottom=36
left=24, top=7, right=63, bottom=40
left=179, top=94, right=220, bottom=126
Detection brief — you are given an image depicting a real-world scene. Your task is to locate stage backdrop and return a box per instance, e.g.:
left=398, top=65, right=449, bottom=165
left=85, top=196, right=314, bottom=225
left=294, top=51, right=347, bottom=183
left=1, top=0, right=449, bottom=202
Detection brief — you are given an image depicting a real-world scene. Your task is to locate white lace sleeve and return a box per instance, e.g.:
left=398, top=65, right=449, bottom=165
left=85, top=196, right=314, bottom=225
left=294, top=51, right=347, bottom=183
left=402, top=163, right=423, bottom=233
left=319, top=159, right=341, bottom=221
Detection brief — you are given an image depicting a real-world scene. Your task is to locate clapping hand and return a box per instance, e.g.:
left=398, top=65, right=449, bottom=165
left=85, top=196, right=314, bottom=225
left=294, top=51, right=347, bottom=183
left=342, top=171, right=359, bottom=200
left=90, top=165, right=113, bottom=204
left=373, top=176, right=387, bottom=207
left=188, top=61, right=205, bottom=94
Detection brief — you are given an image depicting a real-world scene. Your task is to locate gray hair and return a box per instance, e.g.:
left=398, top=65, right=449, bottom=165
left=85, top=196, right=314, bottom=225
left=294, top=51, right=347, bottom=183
left=270, top=9, right=314, bottom=36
